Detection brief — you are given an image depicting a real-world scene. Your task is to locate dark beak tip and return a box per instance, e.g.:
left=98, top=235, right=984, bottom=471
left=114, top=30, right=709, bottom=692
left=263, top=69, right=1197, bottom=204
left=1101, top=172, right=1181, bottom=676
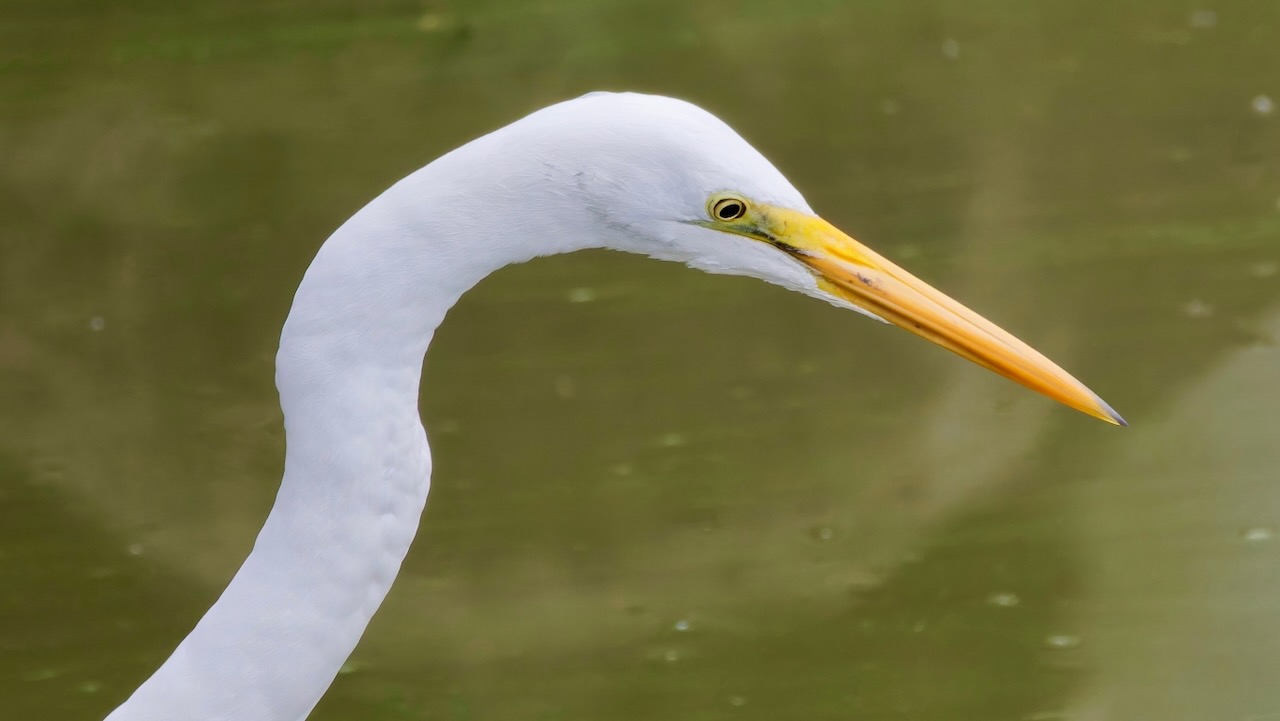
left=1095, top=395, right=1128, bottom=427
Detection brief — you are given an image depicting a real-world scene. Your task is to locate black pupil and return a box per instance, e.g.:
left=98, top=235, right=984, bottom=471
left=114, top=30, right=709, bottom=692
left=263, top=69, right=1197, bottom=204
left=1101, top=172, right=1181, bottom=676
left=717, top=201, right=742, bottom=219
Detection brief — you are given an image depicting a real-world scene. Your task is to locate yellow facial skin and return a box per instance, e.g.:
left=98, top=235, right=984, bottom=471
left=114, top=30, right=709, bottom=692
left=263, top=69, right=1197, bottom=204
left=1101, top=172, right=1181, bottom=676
left=701, top=193, right=1126, bottom=426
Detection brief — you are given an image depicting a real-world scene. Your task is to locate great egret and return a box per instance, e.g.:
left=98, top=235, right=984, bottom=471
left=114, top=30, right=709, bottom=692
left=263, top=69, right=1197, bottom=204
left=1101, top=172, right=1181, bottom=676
left=103, top=92, right=1123, bottom=721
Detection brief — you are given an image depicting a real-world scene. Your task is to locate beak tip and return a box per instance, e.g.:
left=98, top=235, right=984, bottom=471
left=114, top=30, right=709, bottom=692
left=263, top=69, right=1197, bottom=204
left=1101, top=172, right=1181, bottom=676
left=1094, top=395, right=1128, bottom=427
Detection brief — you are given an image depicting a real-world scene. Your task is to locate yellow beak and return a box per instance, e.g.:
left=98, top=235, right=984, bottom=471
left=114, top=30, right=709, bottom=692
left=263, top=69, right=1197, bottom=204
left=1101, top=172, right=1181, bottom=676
left=746, top=204, right=1125, bottom=426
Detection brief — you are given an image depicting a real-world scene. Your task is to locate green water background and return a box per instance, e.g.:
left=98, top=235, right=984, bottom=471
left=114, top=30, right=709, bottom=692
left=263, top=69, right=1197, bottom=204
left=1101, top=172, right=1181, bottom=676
left=2, top=1, right=1279, bottom=719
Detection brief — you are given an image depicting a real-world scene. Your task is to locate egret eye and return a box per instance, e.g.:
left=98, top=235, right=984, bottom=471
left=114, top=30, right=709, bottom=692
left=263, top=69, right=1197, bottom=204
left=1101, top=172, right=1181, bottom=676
left=710, top=196, right=747, bottom=221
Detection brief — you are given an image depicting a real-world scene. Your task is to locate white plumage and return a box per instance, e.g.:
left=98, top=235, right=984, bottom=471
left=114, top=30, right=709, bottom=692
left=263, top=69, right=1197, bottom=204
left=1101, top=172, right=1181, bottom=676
left=106, top=93, right=846, bottom=721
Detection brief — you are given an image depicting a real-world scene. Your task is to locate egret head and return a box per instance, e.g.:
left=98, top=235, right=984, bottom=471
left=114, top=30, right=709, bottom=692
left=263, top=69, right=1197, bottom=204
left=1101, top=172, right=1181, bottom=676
left=511, top=92, right=1123, bottom=425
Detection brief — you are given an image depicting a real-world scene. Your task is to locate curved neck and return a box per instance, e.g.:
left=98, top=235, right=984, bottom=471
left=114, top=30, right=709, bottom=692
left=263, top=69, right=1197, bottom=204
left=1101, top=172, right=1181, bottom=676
left=107, top=132, right=600, bottom=721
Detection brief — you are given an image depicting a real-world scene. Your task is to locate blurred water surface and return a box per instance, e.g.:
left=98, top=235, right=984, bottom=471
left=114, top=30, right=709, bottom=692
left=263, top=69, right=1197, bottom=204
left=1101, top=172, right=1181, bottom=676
left=2, top=1, right=1280, bottom=719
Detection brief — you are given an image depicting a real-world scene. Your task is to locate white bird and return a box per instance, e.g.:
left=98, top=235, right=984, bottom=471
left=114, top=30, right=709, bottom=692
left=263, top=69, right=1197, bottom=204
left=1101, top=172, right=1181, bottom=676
left=104, top=92, right=1123, bottom=721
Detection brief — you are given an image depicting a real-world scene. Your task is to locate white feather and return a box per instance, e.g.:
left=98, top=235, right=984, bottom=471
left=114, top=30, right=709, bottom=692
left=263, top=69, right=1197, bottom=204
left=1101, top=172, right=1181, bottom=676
left=106, top=92, right=877, bottom=721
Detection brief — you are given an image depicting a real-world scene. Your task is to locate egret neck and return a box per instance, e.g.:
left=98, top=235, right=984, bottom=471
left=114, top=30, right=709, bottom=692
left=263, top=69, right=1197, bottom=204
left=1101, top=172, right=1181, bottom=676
left=107, top=116, right=601, bottom=721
